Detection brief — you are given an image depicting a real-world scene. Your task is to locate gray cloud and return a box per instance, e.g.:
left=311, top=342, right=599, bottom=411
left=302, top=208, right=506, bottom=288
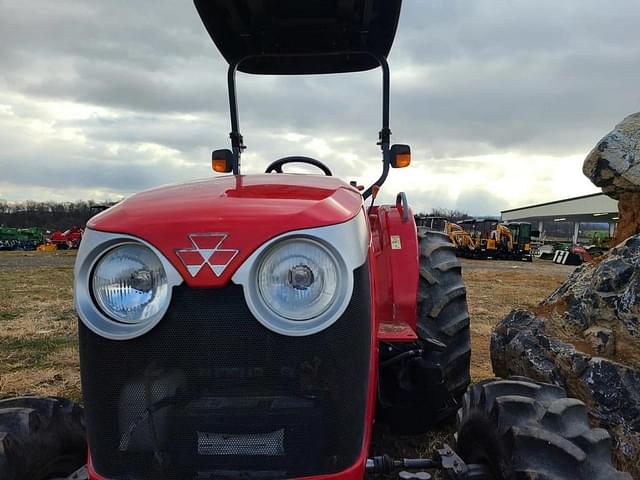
left=1, top=0, right=638, bottom=213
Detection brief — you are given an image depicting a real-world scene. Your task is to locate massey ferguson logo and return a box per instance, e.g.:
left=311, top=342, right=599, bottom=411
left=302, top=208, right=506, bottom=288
left=175, top=233, right=239, bottom=277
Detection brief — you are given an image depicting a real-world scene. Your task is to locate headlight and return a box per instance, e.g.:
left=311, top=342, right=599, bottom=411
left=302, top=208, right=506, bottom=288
left=257, top=238, right=340, bottom=321
left=238, top=237, right=352, bottom=337
left=92, top=243, right=169, bottom=323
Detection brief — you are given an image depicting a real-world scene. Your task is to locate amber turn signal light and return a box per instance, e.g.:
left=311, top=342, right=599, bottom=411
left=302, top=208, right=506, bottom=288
left=212, top=149, right=234, bottom=173
left=389, top=144, right=411, bottom=168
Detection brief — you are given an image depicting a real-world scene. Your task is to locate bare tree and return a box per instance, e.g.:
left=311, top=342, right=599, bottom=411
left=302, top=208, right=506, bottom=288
left=0, top=200, right=103, bottom=230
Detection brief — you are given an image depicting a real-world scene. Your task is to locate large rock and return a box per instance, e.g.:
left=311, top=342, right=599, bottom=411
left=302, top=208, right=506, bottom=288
left=615, top=191, right=640, bottom=245
left=543, top=234, right=640, bottom=347
left=584, top=112, right=640, bottom=199
left=491, top=234, right=640, bottom=476
left=583, top=113, right=640, bottom=244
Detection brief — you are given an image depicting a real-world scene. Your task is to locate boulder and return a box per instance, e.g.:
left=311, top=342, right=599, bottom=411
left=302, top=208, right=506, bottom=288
left=583, top=112, right=640, bottom=244
left=491, top=234, right=640, bottom=476
left=584, top=112, right=640, bottom=199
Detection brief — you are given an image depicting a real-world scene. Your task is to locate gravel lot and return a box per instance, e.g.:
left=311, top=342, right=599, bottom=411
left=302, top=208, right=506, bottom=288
left=460, top=257, right=576, bottom=274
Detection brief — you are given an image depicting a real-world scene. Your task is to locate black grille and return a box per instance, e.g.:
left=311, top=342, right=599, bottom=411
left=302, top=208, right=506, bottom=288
left=79, top=265, right=371, bottom=479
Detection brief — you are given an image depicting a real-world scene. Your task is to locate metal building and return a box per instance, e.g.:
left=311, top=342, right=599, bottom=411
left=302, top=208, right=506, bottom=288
left=501, top=193, right=618, bottom=245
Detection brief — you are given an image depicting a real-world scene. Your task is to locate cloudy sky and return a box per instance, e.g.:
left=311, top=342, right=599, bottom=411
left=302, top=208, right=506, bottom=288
left=1, top=0, right=638, bottom=215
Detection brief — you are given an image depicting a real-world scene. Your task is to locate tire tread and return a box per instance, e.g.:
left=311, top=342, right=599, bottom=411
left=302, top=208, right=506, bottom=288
left=456, top=377, right=631, bottom=479
left=0, top=397, right=85, bottom=480
left=417, top=230, right=472, bottom=405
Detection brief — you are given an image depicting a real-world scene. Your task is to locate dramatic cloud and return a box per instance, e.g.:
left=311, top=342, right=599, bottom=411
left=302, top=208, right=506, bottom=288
left=1, top=0, right=638, bottom=215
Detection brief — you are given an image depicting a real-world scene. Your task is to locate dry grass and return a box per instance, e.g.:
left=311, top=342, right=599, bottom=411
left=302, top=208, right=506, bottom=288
left=462, top=262, right=570, bottom=381
left=0, top=254, right=570, bottom=400
left=0, top=256, right=80, bottom=401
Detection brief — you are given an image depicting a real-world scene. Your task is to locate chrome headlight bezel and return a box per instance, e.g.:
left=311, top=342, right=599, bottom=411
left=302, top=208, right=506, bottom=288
left=74, top=231, right=183, bottom=340
left=233, top=209, right=368, bottom=337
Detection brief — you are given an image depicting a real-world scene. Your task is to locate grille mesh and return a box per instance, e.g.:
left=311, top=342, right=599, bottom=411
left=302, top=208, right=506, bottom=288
left=79, top=265, right=371, bottom=479
left=197, top=429, right=284, bottom=456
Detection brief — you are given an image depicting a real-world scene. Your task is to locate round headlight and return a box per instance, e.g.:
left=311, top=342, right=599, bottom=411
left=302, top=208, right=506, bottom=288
left=92, top=243, right=169, bottom=324
left=257, top=239, right=340, bottom=321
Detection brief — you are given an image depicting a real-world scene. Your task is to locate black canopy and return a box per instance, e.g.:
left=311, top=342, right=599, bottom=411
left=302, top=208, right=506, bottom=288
left=194, top=0, right=403, bottom=75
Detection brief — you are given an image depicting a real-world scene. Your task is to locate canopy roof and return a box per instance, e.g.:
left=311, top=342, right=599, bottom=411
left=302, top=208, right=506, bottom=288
left=194, top=0, right=403, bottom=74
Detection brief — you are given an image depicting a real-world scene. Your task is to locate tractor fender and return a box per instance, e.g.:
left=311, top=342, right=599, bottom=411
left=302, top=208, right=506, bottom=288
left=369, top=196, right=419, bottom=335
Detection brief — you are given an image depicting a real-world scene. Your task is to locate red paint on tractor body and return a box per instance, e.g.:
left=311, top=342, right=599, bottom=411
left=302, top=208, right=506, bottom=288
left=85, top=173, right=421, bottom=480
left=369, top=205, right=419, bottom=341
left=88, top=175, right=363, bottom=287
left=377, top=319, right=418, bottom=342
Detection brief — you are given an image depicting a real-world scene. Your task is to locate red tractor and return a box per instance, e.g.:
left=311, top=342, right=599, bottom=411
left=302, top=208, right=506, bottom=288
left=49, top=226, right=84, bottom=249
left=0, top=2, right=629, bottom=479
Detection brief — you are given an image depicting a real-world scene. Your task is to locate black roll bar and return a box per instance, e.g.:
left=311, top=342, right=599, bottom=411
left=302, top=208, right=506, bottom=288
left=226, top=52, right=391, bottom=196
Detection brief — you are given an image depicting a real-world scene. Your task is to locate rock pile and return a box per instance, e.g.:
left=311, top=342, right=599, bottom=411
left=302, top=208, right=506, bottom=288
left=492, top=114, right=640, bottom=476
left=583, top=112, right=640, bottom=244
left=492, top=234, right=640, bottom=475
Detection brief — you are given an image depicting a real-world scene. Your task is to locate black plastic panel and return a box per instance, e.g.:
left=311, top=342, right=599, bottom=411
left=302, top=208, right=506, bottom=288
left=194, top=0, right=403, bottom=74
left=79, top=264, right=371, bottom=479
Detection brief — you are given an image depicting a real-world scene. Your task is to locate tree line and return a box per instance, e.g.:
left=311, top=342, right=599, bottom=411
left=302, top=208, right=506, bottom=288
left=415, top=208, right=473, bottom=222
left=0, top=200, right=111, bottom=230
left=0, top=200, right=471, bottom=231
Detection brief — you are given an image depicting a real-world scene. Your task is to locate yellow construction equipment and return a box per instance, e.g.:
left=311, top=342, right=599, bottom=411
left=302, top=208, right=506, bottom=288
left=416, top=215, right=532, bottom=261
left=36, top=243, right=58, bottom=252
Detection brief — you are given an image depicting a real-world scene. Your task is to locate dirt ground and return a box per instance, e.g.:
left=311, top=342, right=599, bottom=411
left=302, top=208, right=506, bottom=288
left=0, top=251, right=575, bottom=466
left=461, top=258, right=574, bottom=382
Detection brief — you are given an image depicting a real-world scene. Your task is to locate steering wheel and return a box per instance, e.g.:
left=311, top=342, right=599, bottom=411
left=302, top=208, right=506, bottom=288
left=264, top=156, right=333, bottom=176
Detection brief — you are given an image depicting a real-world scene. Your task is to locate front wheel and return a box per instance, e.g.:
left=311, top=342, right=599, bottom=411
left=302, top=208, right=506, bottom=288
left=0, top=397, right=86, bottom=480
left=416, top=230, right=471, bottom=404
left=455, top=377, right=631, bottom=479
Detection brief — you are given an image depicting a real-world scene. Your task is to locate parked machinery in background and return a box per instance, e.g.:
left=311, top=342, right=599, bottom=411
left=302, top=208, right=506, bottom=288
left=442, top=218, right=498, bottom=259
left=418, top=216, right=534, bottom=261
left=48, top=226, right=84, bottom=250
left=414, top=216, right=480, bottom=256
left=446, top=221, right=478, bottom=254
left=414, top=215, right=448, bottom=233
left=0, top=226, right=45, bottom=251
left=457, top=218, right=499, bottom=258
left=552, top=244, right=594, bottom=265
left=492, top=222, right=533, bottom=262
left=0, top=225, right=85, bottom=252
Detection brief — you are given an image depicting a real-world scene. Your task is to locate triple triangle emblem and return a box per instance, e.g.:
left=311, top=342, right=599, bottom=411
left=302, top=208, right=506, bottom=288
left=175, top=233, right=239, bottom=278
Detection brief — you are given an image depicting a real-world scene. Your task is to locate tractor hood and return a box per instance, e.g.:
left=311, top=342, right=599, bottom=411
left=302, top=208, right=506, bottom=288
left=88, top=174, right=364, bottom=287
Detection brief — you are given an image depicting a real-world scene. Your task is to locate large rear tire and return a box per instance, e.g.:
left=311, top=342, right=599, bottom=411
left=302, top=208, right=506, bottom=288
left=455, top=377, right=631, bottom=479
left=417, top=230, right=471, bottom=405
left=0, top=397, right=86, bottom=480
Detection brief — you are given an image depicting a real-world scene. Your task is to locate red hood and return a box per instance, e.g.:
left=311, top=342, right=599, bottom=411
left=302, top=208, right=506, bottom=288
left=88, top=174, right=364, bottom=287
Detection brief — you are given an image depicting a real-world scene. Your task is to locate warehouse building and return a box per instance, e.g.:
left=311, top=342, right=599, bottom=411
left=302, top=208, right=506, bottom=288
left=501, top=193, right=618, bottom=245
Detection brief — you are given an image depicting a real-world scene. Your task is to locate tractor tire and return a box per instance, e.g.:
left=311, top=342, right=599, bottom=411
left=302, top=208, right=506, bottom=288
left=417, top=230, right=471, bottom=405
left=0, top=396, right=86, bottom=480
left=455, top=377, right=631, bottom=479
